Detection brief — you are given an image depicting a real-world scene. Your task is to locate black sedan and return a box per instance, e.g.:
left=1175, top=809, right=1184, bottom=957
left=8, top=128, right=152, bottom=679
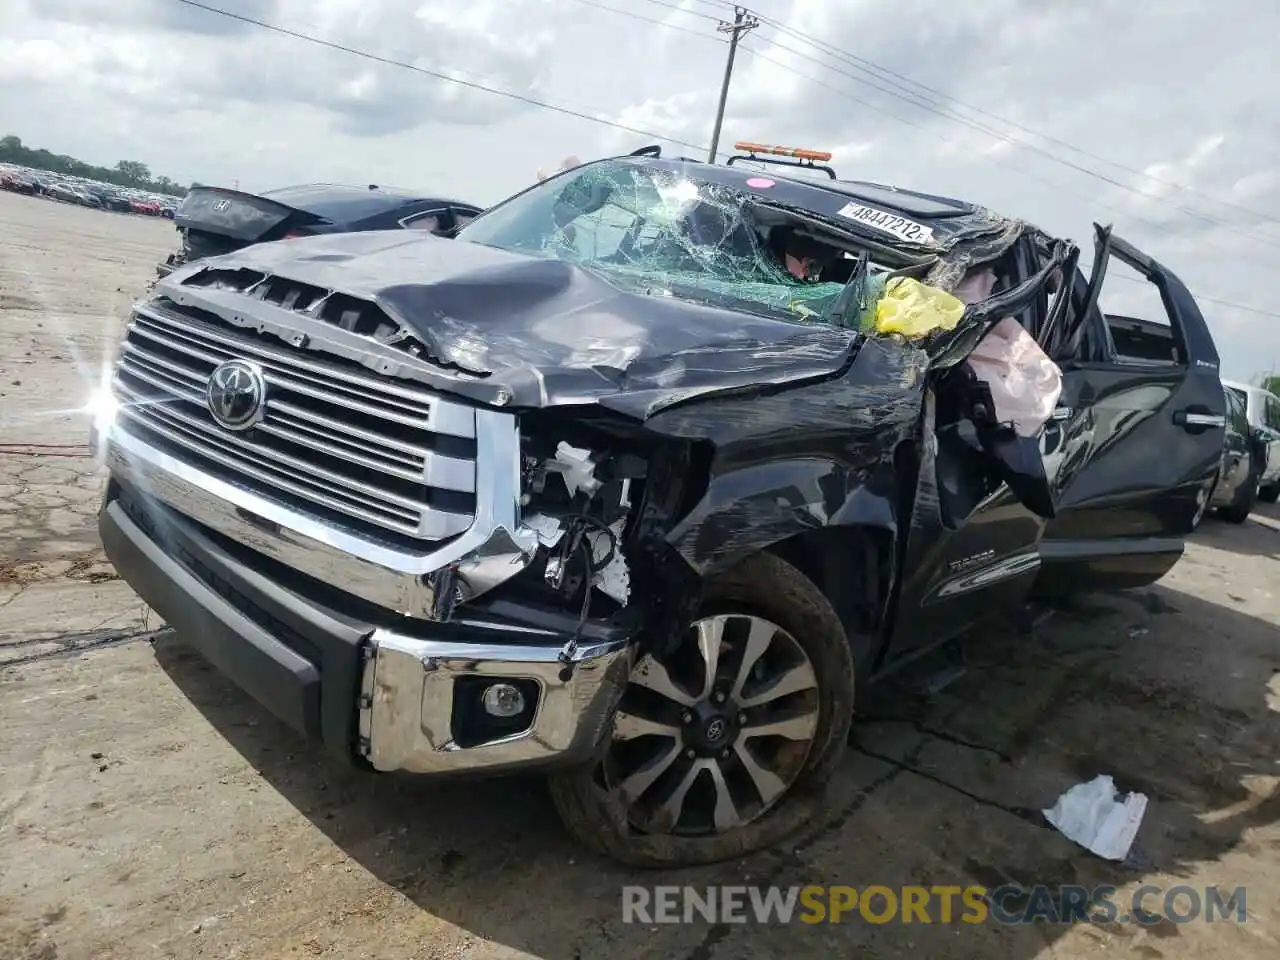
left=157, top=183, right=484, bottom=277
left=1194, top=383, right=1264, bottom=526
left=89, top=188, right=135, bottom=213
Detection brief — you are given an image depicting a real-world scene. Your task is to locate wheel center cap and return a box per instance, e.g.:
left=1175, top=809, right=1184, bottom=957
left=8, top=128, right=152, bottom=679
left=704, top=717, right=727, bottom=743
left=684, top=702, right=739, bottom=756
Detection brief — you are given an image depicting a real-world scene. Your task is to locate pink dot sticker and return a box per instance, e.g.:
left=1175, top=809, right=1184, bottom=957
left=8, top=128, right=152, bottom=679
left=746, top=177, right=776, bottom=189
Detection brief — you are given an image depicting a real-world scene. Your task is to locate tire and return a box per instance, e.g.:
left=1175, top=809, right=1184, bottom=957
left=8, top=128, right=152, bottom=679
left=1218, top=464, right=1260, bottom=524
left=548, top=551, right=855, bottom=868
left=1259, top=484, right=1280, bottom=505
left=1190, top=474, right=1217, bottom=530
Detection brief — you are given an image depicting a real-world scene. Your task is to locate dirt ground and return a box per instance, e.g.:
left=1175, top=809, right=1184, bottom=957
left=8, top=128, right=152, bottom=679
left=2, top=189, right=1279, bottom=960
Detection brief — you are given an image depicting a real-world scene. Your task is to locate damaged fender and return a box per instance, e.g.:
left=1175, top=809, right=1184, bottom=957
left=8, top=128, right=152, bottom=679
left=649, top=337, right=924, bottom=568
left=640, top=337, right=927, bottom=645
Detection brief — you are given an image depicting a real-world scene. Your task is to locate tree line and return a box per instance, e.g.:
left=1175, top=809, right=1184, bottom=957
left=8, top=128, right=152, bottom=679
left=0, top=134, right=187, bottom=197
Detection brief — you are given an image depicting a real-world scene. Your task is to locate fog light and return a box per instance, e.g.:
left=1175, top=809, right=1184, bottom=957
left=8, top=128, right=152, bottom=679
left=481, top=682, right=527, bottom=719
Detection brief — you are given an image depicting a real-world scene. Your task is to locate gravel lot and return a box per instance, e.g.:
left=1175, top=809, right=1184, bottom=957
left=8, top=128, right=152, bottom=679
left=2, top=189, right=1279, bottom=960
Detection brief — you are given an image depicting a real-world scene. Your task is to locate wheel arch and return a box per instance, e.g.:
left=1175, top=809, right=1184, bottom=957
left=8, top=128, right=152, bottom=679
left=657, top=453, right=906, bottom=670
left=764, top=525, right=894, bottom=670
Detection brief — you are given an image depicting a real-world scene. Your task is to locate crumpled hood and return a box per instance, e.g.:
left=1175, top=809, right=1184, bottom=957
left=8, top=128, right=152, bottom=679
left=162, top=230, right=861, bottom=420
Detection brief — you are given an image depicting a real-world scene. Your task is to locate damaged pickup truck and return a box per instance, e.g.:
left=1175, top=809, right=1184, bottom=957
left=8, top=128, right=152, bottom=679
left=92, top=147, right=1226, bottom=866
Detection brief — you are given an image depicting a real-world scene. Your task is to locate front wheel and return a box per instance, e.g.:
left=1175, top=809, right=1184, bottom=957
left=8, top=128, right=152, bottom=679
left=548, top=551, right=855, bottom=867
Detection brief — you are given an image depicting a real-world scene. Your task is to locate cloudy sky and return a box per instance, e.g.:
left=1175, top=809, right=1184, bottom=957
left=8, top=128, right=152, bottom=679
left=2, top=0, right=1278, bottom=379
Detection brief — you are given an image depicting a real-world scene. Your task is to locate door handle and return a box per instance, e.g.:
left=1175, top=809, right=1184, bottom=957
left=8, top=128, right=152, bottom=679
left=1173, top=410, right=1225, bottom=431
left=1050, top=406, right=1073, bottom=421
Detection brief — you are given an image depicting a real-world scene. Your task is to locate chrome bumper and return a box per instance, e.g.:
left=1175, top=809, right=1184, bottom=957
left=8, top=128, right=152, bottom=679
left=359, top=631, right=634, bottom=775
left=99, top=418, right=547, bottom=620
left=100, top=472, right=636, bottom=777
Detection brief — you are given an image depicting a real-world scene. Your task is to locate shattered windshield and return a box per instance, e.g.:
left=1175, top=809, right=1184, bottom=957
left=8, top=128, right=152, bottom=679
left=458, top=160, right=850, bottom=323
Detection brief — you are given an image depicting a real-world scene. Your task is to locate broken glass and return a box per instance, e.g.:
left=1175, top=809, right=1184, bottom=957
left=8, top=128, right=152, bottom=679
left=462, top=160, right=853, bottom=324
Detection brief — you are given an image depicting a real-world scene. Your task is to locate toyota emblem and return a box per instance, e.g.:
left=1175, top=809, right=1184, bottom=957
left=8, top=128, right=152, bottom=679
left=206, top=360, right=267, bottom=431
left=704, top=718, right=727, bottom=743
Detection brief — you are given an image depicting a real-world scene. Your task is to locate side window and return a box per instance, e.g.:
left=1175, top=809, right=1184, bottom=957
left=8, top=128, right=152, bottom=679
left=1225, top=389, right=1249, bottom=434
left=1105, top=314, right=1183, bottom=365
left=1266, top=396, right=1280, bottom=430
left=1092, top=254, right=1187, bottom=367
left=405, top=214, right=439, bottom=233
left=402, top=209, right=451, bottom=235
left=1075, top=231, right=1192, bottom=368
left=452, top=207, right=480, bottom=230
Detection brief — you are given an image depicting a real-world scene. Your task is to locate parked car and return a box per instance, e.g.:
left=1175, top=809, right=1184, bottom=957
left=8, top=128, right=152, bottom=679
left=1222, top=379, right=1280, bottom=503
left=156, top=183, right=485, bottom=277
left=0, top=169, right=38, bottom=195
left=1193, top=383, right=1265, bottom=525
left=46, top=181, right=80, bottom=204
left=91, top=188, right=135, bottom=213
left=93, top=146, right=1225, bottom=867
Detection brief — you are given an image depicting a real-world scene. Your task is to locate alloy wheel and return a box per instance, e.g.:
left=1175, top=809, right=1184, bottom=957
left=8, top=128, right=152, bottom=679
left=602, top=614, right=820, bottom=836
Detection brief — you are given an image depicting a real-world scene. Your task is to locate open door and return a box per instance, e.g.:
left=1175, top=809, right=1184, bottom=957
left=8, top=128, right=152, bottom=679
left=880, top=237, right=1075, bottom=667
left=1034, top=224, right=1225, bottom=593
left=881, top=226, right=1222, bottom=666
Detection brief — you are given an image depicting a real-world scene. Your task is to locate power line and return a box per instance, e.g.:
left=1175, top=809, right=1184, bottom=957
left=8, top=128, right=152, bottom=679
left=679, top=0, right=743, bottom=14
left=669, top=28, right=1280, bottom=319
left=166, top=1, right=1280, bottom=324
left=719, top=36, right=1273, bottom=273
left=730, top=39, right=1280, bottom=307
left=687, top=0, right=1279, bottom=227
left=736, top=25, right=1280, bottom=248
left=744, top=12, right=1280, bottom=232
left=566, top=1, right=1280, bottom=272
left=1191, top=294, right=1280, bottom=320
left=680, top=0, right=1279, bottom=239
left=564, top=0, right=727, bottom=41
left=632, top=0, right=728, bottom=23
left=727, top=35, right=1280, bottom=275
left=581, top=2, right=1280, bottom=248
left=170, top=0, right=710, bottom=153
left=1108, top=273, right=1280, bottom=320
left=729, top=41, right=1187, bottom=236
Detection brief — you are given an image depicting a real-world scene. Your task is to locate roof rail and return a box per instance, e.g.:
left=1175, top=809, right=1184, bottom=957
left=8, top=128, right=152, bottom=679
left=626, top=145, right=704, bottom=164
left=726, top=141, right=837, bottom=179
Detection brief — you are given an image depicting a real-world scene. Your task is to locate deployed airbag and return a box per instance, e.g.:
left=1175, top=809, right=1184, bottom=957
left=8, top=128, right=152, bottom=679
left=870, top=277, right=966, bottom=338
left=965, top=316, right=1062, bottom=438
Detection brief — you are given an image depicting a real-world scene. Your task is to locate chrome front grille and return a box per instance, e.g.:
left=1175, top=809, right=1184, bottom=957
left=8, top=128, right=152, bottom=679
left=112, top=302, right=479, bottom=543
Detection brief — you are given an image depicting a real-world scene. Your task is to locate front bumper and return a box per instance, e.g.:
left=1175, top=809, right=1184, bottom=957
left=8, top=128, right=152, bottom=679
left=155, top=252, right=181, bottom=278
left=100, top=482, right=635, bottom=775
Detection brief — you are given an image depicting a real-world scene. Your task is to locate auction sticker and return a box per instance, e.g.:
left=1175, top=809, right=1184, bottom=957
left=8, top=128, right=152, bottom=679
left=836, top=202, right=935, bottom=244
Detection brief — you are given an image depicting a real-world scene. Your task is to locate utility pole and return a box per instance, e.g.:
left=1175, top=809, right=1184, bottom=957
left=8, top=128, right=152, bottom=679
left=707, top=6, right=759, bottom=164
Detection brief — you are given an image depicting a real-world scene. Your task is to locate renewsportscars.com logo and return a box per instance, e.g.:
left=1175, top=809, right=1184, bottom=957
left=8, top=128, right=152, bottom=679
left=622, top=884, right=1248, bottom=926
